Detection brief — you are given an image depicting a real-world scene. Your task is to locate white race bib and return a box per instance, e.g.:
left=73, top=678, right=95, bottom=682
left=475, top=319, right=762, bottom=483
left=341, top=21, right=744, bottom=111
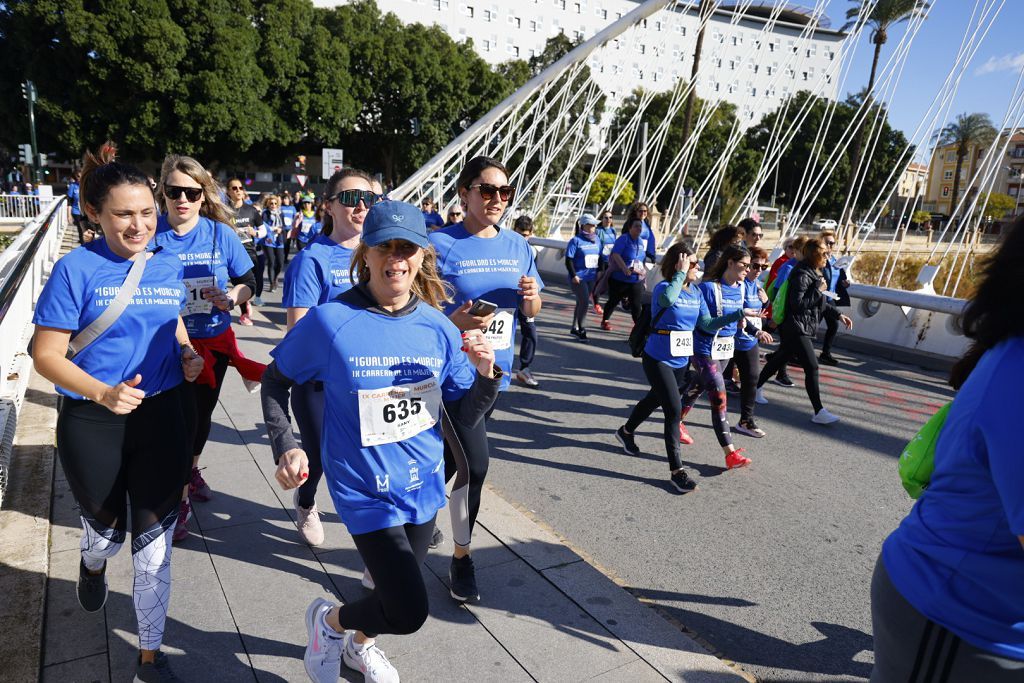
left=711, top=336, right=735, bottom=360
left=182, top=276, right=215, bottom=316
left=584, top=253, right=599, bottom=269
left=484, top=309, right=515, bottom=350
left=747, top=314, right=763, bottom=331
left=630, top=259, right=645, bottom=273
left=357, top=377, right=443, bottom=447
left=669, top=330, right=693, bottom=357
left=602, top=243, right=613, bottom=256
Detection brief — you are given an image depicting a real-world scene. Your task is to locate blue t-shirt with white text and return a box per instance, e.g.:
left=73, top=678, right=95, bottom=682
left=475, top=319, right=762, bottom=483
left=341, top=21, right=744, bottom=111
left=154, top=216, right=253, bottom=339
left=565, top=234, right=601, bottom=282
left=693, top=280, right=744, bottom=357
left=283, top=235, right=355, bottom=308
left=429, top=223, right=544, bottom=390
left=271, top=298, right=477, bottom=534
left=735, top=279, right=764, bottom=352
left=33, top=240, right=186, bottom=399
left=609, top=234, right=647, bottom=283
left=644, top=280, right=709, bottom=368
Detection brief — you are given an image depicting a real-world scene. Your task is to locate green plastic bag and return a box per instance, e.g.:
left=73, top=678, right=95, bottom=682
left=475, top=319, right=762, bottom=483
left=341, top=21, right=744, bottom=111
left=771, top=277, right=789, bottom=326
left=898, top=402, right=952, bottom=499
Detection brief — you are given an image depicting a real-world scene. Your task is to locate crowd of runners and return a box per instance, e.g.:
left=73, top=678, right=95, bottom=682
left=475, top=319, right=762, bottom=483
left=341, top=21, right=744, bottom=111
left=33, top=144, right=1023, bottom=682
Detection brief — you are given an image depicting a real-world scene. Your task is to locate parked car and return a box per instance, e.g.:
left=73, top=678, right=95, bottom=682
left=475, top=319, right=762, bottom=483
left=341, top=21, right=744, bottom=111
left=856, top=221, right=876, bottom=236
left=812, top=218, right=838, bottom=231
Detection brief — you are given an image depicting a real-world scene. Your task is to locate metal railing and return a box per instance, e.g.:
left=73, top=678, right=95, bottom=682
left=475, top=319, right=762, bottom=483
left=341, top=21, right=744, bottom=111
left=0, top=194, right=51, bottom=220
left=0, top=196, right=68, bottom=508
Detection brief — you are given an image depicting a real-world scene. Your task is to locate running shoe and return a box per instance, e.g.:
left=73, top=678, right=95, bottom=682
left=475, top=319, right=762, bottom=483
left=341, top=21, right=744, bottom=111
left=428, top=526, right=444, bottom=549
left=755, top=388, right=768, bottom=405
left=361, top=568, right=375, bottom=591
left=819, top=352, right=840, bottom=366
left=242, top=378, right=261, bottom=394
left=76, top=559, right=108, bottom=613
left=188, top=466, right=213, bottom=502
left=615, top=426, right=640, bottom=455
left=592, top=302, right=603, bottom=315
left=678, top=422, right=695, bottom=445
left=449, top=554, right=481, bottom=602
left=133, top=651, right=180, bottom=682
left=304, top=597, right=344, bottom=683
left=725, top=448, right=752, bottom=469
left=171, top=499, right=191, bottom=543
left=516, top=368, right=540, bottom=388
left=343, top=632, right=400, bottom=683
left=724, top=378, right=741, bottom=395
left=253, top=296, right=264, bottom=306
left=294, top=490, right=325, bottom=547
left=735, top=419, right=766, bottom=438
left=569, top=328, right=582, bottom=339
left=238, top=313, right=253, bottom=326
left=811, top=408, right=840, bottom=425
left=772, top=376, right=795, bottom=388
left=600, top=320, right=613, bottom=331
left=670, top=470, right=698, bottom=493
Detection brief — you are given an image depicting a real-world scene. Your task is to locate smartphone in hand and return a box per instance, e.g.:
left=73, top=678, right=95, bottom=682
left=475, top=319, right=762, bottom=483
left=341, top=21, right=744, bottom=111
left=467, top=299, right=498, bottom=316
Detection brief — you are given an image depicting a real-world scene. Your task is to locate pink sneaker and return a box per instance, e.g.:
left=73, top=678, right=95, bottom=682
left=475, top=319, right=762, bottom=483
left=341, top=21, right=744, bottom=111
left=188, top=466, right=213, bottom=502
left=239, top=312, right=254, bottom=326
left=725, top=448, right=752, bottom=470
left=678, top=423, right=695, bottom=445
left=172, top=500, right=192, bottom=543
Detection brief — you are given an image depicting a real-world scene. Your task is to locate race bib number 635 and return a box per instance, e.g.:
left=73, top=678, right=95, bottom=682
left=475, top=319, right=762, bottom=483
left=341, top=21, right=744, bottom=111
left=358, top=377, right=443, bottom=447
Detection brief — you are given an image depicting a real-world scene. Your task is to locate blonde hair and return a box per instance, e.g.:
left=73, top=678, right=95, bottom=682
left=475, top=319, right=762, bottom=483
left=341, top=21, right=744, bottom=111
left=157, top=154, right=235, bottom=226
left=350, top=243, right=453, bottom=310
left=819, top=229, right=836, bottom=241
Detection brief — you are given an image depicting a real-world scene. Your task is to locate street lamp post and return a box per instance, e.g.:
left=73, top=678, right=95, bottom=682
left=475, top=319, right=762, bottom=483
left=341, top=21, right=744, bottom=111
left=21, top=80, right=41, bottom=184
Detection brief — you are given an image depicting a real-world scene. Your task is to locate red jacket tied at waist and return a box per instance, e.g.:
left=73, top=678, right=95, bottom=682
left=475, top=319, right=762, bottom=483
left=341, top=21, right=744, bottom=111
left=191, top=326, right=265, bottom=389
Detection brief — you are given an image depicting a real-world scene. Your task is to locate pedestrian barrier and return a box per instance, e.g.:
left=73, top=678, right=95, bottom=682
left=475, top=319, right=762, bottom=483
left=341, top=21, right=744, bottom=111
left=0, top=193, right=49, bottom=221
left=0, top=197, right=67, bottom=508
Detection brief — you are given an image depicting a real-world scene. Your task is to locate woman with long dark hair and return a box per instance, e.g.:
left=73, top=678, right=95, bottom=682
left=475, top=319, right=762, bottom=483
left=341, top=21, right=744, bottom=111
left=754, top=238, right=852, bottom=424
left=429, top=155, right=543, bottom=603
left=870, top=216, right=1024, bottom=682
left=600, top=217, right=648, bottom=330
left=701, top=225, right=745, bottom=281
left=33, top=143, right=203, bottom=680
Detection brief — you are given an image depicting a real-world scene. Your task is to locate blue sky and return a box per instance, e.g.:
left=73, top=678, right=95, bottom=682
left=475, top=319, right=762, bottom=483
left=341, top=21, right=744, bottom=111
left=824, top=0, right=1023, bottom=145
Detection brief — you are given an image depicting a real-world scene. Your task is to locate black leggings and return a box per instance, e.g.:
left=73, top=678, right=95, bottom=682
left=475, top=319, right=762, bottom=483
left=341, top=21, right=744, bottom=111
left=625, top=354, right=688, bottom=471
left=822, top=315, right=838, bottom=355
left=254, top=252, right=266, bottom=298
left=442, top=409, right=490, bottom=546
left=603, top=278, right=644, bottom=323
left=516, top=310, right=537, bottom=370
left=265, top=246, right=285, bottom=288
left=291, top=381, right=325, bottom=509
left=757, top=328, right=823, bottom=413
left=734, top=346, right=760, bottom=423
left=341, top=516, right=437, bottom=638
left=57, top=385, right=192, bottom=651
left=189, top=351, right=229, bottom=456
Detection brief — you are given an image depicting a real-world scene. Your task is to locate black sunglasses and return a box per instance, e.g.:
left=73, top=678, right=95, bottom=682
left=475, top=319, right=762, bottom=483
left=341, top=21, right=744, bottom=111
left=750, top=263, right=768, bottom=270
left=469, top=183, right=515, bottom=202
left=165, top=185, right=204, bottom=202
left=228, top=185, right=245, bottom=191
left=331, top=189, right=382, bottom=208
left=825, top=240, right=836, bottom=247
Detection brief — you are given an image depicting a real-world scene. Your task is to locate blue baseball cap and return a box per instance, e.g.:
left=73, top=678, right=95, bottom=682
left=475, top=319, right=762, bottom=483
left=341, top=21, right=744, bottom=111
left=362, top=200, right=430, bottom=248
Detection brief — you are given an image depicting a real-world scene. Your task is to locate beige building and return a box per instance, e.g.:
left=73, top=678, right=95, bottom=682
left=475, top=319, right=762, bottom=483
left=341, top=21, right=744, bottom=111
left=897, top=162, right=928, bottom=201
left=923, top=128, right=1024, bottom=218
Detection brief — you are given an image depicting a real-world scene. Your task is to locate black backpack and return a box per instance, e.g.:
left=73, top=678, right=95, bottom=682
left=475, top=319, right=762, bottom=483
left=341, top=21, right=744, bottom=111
left=627, top=302, right=669, bottom=358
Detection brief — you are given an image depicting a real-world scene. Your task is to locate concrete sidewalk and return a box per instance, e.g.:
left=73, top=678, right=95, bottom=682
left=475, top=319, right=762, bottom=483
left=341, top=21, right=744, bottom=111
left=33, top=292, right=747, bottom=682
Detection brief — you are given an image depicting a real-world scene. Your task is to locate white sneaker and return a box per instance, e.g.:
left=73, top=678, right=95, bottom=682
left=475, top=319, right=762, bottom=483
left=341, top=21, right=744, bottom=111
left=515, top=368, right=539, bottom=388
left=294, top=490, right=325, bottom=546
left=242, top=378, right=261, bottom=394
left=343, top=633, right=400, bottom=683
left=304, top=598, right=344, bottom=683
left=361, top=569, right=375, bottom=591
left=755, top=388, right=768, bottom=405
left=812, top=408, right=840, bottom=425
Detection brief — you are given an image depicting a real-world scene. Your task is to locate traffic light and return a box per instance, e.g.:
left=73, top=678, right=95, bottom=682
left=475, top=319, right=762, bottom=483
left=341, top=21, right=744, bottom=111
left=18, top=144, right=31, bottom=164
left=38, top=153, right=47, bottom=167
left=21, top=80, right=36, bottom=102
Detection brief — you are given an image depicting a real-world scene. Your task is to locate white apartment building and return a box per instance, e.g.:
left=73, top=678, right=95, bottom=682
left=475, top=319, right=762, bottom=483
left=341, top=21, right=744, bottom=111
left=317, top=1, right=846, bottom=127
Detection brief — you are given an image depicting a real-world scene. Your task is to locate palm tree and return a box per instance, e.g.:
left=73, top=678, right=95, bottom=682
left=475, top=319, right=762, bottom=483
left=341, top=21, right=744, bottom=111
left=839, top=0, right=930, bottom=232
left=938, top=113, right=997, bottom=221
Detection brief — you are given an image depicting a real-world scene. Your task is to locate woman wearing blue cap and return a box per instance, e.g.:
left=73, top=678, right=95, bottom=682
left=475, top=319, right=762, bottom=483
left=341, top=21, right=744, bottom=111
left=262, top=200, right=501, bottom=683
left=566, top=213, right=602, bottom=340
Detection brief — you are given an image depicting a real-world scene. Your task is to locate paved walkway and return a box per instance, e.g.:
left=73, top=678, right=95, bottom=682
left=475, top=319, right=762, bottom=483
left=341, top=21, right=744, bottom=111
left=35, top=286, right=746, bottom=682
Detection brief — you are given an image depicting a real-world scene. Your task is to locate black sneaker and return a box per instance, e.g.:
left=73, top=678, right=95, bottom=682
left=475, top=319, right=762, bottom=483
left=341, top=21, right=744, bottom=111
left=577, top=328, right=589, bottom=343
left=615, top=426, right=640, bottom=456
left=724, top=379, right=741, bottom=395
left=772, top=375, right=795, bottom=388
left=449, top=555, right=480, bottom=602
left=670, top=470, right=698, bottom=493
left=77, top=559, right=108, bottom=613
left=569, top=327, right=581, bottom=339
left=429, top=526, right=444, bottom=549
left=819, top=352, right=840, bottom=367
left=735, top=419, right=766, bottom=438
left=134, top=651, right=179, bottom=682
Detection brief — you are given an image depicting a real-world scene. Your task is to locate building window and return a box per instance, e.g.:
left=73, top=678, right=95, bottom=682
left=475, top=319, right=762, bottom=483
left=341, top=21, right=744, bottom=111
left=946, top=151, right=956, bottom=162
left=574, top=29, right=583, bottom=41
left=655, top=20, right=662, bottom=31
left=530, top=19, right=539, bottom=31
left=766, top=65, right=774, bottom=75
left=483, top=8, right=494, bottom=21
left=482, top=38, right=491, bottom=50
left=676, top=24, right=686, bottom=36
left=555, top=0, right=565, bottom=9
left=463, top=5, right=473, bottom=18
left=729, top=59, right=736, bottom=70
left=941, top=186, right=950, bottom=197
left=432, top=0, right=448, bottom=9
left=768, top=41, right=776, bottom=52
left=637, top=44, right=645, bottom=54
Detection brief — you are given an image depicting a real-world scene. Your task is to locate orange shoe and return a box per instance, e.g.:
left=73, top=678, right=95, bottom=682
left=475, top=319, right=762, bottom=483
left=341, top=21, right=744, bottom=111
left=600, top=320, right=613, bottom=331
left=678, top=423, right=694, bottom=445
left=725, top=448, right=751, bottom=469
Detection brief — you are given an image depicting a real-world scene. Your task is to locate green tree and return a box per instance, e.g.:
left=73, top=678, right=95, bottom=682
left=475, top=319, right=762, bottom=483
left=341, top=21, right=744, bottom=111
left=974, top=191, right=1016, bottom=219
left=911, top=209, right=932, bottom=225
left=840, top=0, right=931, bottom=224
left=938, top=112, right=997, bottom=220
left=587, top=172, right=635, bottom=206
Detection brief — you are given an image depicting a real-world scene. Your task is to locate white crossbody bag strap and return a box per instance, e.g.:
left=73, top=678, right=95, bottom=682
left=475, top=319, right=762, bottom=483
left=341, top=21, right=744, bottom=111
left=67, top=251, right=148, bottom=358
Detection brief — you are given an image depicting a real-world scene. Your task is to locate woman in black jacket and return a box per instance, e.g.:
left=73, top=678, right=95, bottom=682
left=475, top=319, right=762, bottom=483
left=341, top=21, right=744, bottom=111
left=754, top=238, right=852, bottom=424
